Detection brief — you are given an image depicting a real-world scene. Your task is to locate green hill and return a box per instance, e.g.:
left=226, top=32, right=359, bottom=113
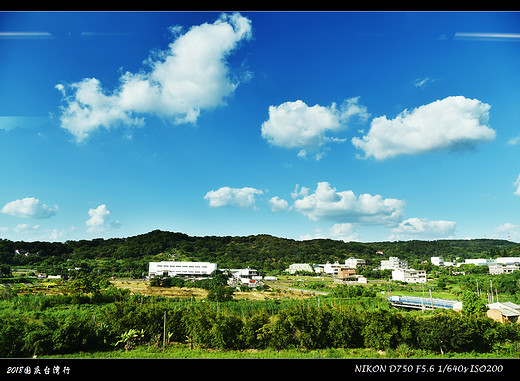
left=1, top=230, right=519, bottom=277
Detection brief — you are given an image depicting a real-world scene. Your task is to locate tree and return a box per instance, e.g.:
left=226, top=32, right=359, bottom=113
left=0, top=264, right=11, bottom=277
left=416, top=311, right=473, bottom=353
left=210, top=312, right=244, bottom=349
left=362, top=310, right=400, bottom=350
left=461, top=291, right=487, bottom=316
left=66, top=272, right=106, bottom=302
left=207, top=285, right=234, bottom=302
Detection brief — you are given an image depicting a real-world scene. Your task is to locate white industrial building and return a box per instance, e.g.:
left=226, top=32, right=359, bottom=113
left=464, top=258, right=495, bottom=266
left=392, top=268, right=427, bottom=284
left=495, top=257, right=520, bottom=265
left=148, top=261, right=217, bottom=278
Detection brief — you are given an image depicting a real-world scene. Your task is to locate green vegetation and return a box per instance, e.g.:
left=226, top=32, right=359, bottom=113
left=0, top=276, right=519, bottom=358
left=1, top=230, right=520, bottom=358
left=1, top=230, right=519, bottom=278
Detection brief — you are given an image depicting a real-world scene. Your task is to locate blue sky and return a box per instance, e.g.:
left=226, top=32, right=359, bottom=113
left=1, top=11, right=520, bottom=243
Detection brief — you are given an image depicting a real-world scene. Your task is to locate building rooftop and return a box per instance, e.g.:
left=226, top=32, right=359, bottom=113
left=487, top=302, right=520, bottom=317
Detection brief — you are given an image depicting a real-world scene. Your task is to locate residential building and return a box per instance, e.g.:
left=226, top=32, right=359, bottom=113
left=223, top=267, right=259, bottom=279
left=381, top=257, right=408, bottom=270
left=487, top=302, right=520, bottom=324
left=344, top=257, right=366, bottom=268
left=392, top=268, right=426, bottom=283
left=334, top=267, right=368, bottom=284
left=489, top=263, right=520, bottom=275
left=337, top=267, right=356, bottom=279
left=312, top=264, right=324, bottom=273
left=224, top=267, right=262, bottom=287
left=431, top=257, right=444, bottom=267
left=323, top=261, right=350, bottom=275
left=148, top=261, right=217, bottom=278
left=287, top=263, right=314, bottom=274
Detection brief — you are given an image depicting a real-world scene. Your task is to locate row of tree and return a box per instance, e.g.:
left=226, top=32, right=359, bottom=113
left=1, top=230, right=519, bottom=276
left=2, top=294, right=518, bottom=357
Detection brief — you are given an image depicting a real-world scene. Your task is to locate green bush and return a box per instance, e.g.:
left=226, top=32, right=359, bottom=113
left=327, top=307, right=364, bottom=348
left=1, top=291, right=519, bottom=357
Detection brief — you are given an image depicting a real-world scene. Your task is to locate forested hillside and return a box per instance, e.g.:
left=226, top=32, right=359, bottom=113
left=1, top=230, right=519, bottom=277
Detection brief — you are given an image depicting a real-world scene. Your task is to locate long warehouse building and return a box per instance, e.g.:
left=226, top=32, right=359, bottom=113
left=148, top=261, right=217, bottom=278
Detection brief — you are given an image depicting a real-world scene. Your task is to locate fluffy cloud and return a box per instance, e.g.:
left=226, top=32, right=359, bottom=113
left=329, top=223, right=359, bottom=242
left=352, top=96, right=495, bottom=160
left=514, top=174, right=520, bottom=197
left=299, top=223, right=359, bottom=242
left=205, top=186, right=263, bottom=209
left=261, top=97, right=369, bottom=159
left=56, top=13, right=252, bottom=142
left=268, top=196, right=289, bottom=212
left=390, top=217, right=456, bottom=240
left=13, top=223, right=40, bottom=234
left=1, top=197, right=57, bottom=219
left=292, top=182, right=405, bottom=225
left=86, top=204, right=121, bottom=233
left=492, top=222, right=520, bottom=241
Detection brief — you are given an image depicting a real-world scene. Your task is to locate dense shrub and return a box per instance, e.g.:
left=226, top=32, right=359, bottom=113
left=1, top=293, right=519, bottom=356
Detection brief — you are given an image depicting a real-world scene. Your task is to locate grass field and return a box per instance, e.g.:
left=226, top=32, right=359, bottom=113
left=42, top=342, right=514, bottom=359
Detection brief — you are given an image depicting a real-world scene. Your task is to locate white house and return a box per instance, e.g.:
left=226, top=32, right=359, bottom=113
left=431, top=257, right=444, bottom=267
left=381, top=257, right=408, bottom=271
left=287, top=263, right=314, bottom=274
left=223, top=267, right=259, bottom=279
left=392, top=268, right=426, bottom=284
left=323, top=261, right=350, bottom=276
left=489, top=263, right=520, bottom=275
left=148, top=261, right=217, bottom=278
left=344, top=257, right=366, bottom=268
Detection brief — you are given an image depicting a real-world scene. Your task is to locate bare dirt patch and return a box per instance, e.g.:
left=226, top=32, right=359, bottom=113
left=110, top=279, right=207, bottom=299
left=110, top=279, right=314, bottom=301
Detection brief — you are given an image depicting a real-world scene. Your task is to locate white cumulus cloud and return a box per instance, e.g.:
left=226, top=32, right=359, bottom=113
left=268, top=196, right=289, bottom=212
left=390, top=217, right=456, bottom=240
left=86, top=204, right=121, bottom=233
left=261, top=97, right=369, bottom=159
left=205, top=186, right=263, bottom=209
left=1, top=197, right=57, bottom=219
left=352, top=96, right=495, bottom=160
left=492, top=222, right=520, bottom=241
left=292, top=182, right=405, bottom=225
left=329, top=223, right=359, bottom=242
left=13, top=223, right=40, bottom=234
left=56, top=12, right=252, bottom=142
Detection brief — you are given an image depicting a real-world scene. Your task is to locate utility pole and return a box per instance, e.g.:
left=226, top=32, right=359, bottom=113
left=421, top=284, right=425, bottom=312
left=163, top=310, right=166, bottom=349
